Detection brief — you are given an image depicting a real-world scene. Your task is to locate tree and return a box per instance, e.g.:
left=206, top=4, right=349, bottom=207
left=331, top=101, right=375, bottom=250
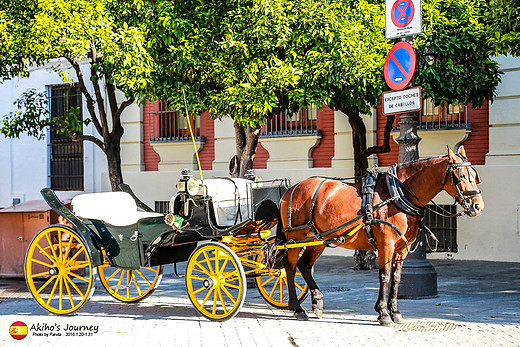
left=0, top=0, right=153, bottom=191
left=484, top=0, right=520, bottom=57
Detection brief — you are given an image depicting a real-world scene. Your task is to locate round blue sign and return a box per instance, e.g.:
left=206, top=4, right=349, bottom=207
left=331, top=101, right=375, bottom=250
left=391, top=0, right=415, bottom=28
left=384, top=41, right=417, bottom=91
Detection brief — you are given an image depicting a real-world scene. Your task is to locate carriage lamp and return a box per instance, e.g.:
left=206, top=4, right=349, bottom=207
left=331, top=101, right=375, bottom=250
left=176, top=169, right=202, bottom=196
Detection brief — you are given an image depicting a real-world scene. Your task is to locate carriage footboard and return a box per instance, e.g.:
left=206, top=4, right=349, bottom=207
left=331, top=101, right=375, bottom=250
left=143, top=229, right=205, bottom=267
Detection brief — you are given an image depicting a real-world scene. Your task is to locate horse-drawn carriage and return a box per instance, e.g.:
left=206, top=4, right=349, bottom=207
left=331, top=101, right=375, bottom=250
left=24, top=170, right=308, bottom=321
left=25, top=146, right=484, bottom=325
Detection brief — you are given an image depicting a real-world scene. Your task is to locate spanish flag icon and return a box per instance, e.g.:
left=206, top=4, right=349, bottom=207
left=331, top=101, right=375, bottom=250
left=9, top=321, right=28, bottom=340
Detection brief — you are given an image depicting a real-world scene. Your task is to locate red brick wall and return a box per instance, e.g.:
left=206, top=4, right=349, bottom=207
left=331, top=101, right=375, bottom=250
left=142, top=103, right=216, bottom=171
left=462, top=102, right=489, bottom=165
left=311, top=105, right=335, bottom=167
left=376, top=102, right=400, bottom=166
left=253, top=142, right=269, bottom=169
left=198, top=112, right=215, bottom=170
left=143, top=101, right=160, bottom=171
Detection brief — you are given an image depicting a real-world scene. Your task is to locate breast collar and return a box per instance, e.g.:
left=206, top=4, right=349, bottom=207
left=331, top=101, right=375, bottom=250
left=386, top=165, right=424, bottom=216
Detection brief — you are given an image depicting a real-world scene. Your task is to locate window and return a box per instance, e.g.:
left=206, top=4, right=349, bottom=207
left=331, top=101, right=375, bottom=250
left=262, top=105, right=318, bottom=137
left=49, top=85, right=84, bottom=191
left=419, top=99, right=466, bottom=130
left=424, top=204, right=457, bottom=252
left=149, top=101, right=201, bottom=141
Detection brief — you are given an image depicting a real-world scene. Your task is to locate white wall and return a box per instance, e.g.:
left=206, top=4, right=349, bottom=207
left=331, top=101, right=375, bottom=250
left=0, top=60, right=108, bottom=208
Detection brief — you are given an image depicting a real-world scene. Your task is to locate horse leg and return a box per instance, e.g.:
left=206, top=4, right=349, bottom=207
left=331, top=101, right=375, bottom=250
left=388, top=253, right=405, bottom=323
left=297, top=245, right=326, bottom=318
left=375, top=248, right=394, bottom=326
left=285, top=247, right=308, bottom=320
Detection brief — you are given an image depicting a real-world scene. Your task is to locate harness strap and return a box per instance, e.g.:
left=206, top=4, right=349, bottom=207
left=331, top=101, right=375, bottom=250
left=361, top=169, right=379, bottom=250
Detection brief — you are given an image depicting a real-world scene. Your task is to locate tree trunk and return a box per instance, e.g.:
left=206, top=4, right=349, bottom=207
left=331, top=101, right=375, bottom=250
left=341, top=108, right=396, bottom=271
left=105, top=141, right=124, bottom=192
left=229, top=120, right=262, bottom=178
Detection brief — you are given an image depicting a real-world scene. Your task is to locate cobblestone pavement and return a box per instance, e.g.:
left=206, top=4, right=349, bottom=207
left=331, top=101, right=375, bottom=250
left=1, top=256, right=519, bottom=347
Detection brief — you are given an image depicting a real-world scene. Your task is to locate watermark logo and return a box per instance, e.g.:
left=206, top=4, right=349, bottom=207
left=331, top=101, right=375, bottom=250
left=9, top=321, right=28, bottom=340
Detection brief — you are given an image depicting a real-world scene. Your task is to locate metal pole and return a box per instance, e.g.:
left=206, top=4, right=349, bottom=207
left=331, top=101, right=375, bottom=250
left=395, top=112, right=438, bottom=298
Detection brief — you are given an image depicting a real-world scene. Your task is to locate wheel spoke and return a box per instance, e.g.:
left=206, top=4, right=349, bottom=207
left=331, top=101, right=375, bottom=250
left=192, top=286, right=206, bottom=295
left=126, top=270, right=131, bottom=298
left=64, top=274, right=85, bottom=297
left=212, top=288, right=218, bottom=315
left=222, top=282, right=240, bottom=290
left=36, top=275, right=57, bottom=294
left=269, top=278, right=281, bottom=298
left=64, top=246, right=85, bottom=267
left=115, top=270, right=126, bottom=294
left=202, top=250, right=214, bottom=274
left=35, top=243, right=58, bottom=265
left=134, top=269, right=152, bottom=286
left=193, top=261, right=211, bottom=276
left=261, top=275, right=276, bottom=287
left=67, top=261, right=90, bottom=271
left=31, top=271, right=50, bottom=279
left=218, top=257, right=229, bottom=275
left=142, top=267, right=158, bottom=273
left=295, top=281, right=305, bottom=292
left=221, top=285, right=237, bottom=305
left=44, top=233, right=59, bottom=262
left=46, top=277, right=60, bottom=305
left=30, top=257, right=54, bottom=268
left=67, top=271, right=91, bottom=283
left=106, top=268, right=121, bottom=281
left=201, top=287, right=214, bottom=307
left=62, top=237, right=74, bottom=262
left=62, top=274, right=75, bottom=308
left=58, top=276, right=63, bottom=311
left=217, top=288, right=227, bottom=314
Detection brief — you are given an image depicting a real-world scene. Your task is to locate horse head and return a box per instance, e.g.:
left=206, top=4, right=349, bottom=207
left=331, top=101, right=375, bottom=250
left=443, top=146, right=484, bottom=217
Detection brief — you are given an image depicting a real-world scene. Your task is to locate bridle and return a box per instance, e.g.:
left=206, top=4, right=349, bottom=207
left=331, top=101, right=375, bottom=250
left=441, top=155, right=482, bottom=215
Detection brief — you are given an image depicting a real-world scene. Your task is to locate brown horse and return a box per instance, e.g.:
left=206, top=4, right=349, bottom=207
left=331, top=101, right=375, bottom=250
left=279, top=146, right=483, bottom=326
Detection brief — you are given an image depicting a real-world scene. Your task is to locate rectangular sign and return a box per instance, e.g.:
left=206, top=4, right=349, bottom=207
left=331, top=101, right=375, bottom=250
left=385, top=0, right=422, bottom=40
left=382, top=86, right=422, bottom=115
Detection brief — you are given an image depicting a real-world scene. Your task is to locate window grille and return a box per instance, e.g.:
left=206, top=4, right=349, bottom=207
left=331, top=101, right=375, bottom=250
left=424, top=204, right=457, bottom=252
left=261, top=105, right=318, bottom=137
left=49, top=85, right=84, bottom=191
left=149, top=101, right=201, bottom=142
left=393, top=99, right=467, bottom=130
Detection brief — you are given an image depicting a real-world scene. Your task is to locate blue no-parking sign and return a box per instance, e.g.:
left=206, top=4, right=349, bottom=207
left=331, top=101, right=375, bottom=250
left=383, top=41, right=417, bottom=91
left=385, top=0, right=422, bottom=39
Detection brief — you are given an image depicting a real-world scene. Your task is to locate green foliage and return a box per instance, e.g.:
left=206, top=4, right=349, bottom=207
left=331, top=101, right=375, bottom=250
left=414, top=0, right=501, bottom=108
left=0, top=89, right=91, bottom=140
left=0, top=89, right=49, bottom=140
left=484, top=0, right=520, bottom=56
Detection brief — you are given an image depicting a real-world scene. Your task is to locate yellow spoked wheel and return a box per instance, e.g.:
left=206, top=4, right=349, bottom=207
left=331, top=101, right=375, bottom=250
left=185, top=242, right=246, bottom=321
left=25, top=225, right=96, bottom=315
left=254, top=253, right=309, bottom=308
left=98, top=260, right=163, bottom=303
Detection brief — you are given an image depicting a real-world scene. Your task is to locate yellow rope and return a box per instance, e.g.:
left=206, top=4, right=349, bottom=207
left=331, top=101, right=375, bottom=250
left=183, top=90, right=204, bottom=182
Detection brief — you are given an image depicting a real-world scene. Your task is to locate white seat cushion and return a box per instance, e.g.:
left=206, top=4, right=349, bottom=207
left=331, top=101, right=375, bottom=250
left=72, top=192, right=162, bottom=227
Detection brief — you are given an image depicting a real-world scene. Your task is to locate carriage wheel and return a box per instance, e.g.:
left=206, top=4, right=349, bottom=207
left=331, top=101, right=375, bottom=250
left=25, top=225, right=96, bottom=315
left=254, top=252, right=309, bottom=308
left=98, top=256, right=163, bottom=303
left=185, top=242, right=246, bottom=321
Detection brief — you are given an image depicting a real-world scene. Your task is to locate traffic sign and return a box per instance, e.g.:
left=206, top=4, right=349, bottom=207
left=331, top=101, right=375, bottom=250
left=382, top=86, right=423, bottom=115
left=385, top=0, right=422, bottom=39
left=383, top=41, right=417, bottom=91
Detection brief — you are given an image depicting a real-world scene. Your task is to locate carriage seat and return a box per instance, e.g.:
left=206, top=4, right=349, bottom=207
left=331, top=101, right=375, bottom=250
left=72, top=192, right=163, bottom=227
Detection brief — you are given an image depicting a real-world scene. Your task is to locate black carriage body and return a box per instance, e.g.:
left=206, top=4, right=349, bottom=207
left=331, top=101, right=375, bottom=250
left=171, top=178, right=289, bottom=238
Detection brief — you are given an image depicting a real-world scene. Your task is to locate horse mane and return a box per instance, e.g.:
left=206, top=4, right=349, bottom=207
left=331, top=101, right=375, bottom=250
left=395, top=155, right=449, bottom=181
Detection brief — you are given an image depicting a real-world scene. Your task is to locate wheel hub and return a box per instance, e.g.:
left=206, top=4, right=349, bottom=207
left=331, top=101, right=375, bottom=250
left=49, top=267, right=59, bottom=276
left=203, top=277, right=216, bottom=289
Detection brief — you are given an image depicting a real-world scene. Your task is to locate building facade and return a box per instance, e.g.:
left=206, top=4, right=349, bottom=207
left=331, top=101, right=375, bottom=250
left=1, top=56, right=519, bottom=262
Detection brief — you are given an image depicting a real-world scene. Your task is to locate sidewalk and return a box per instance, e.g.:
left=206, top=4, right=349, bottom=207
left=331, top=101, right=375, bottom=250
left=1, top=256, right=519, bottom=346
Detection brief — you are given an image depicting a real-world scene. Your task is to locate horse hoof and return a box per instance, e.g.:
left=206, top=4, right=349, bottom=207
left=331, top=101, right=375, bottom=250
left=294, top=311, right=309, bottom=321
left=313, top=309, right=323, bottom=319
left=391, top=312, right=405, bottom=324
left=377, top=315, right=394, bottom=327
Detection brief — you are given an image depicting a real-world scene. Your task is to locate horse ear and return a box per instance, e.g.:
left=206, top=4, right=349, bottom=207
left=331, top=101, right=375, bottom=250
left=457, top=145, right=467, bottom=158
left=447, top=146, right=457, bottom=162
